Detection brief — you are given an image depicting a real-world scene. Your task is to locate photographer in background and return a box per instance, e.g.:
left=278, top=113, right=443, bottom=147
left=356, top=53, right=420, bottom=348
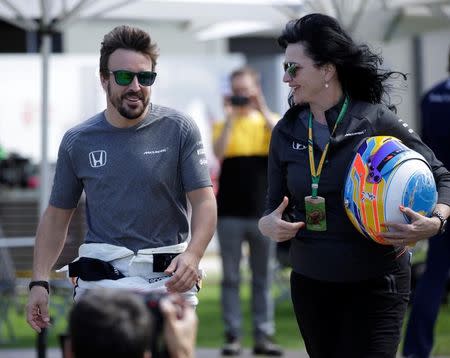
left=213, top=67, right=282, bottom=356
left=63, top=289, right=197, bottom=358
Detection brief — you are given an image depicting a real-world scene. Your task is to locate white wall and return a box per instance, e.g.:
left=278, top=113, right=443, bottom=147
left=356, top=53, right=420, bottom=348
left=0, top=55, right=97, bottom=163
left=375, top=38, right=417, bottom=130
left=421, top=29, right=450, bottom=91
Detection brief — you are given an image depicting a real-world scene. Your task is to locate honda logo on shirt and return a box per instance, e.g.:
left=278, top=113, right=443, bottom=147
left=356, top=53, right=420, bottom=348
left=292, top=142, right=307, bottom=150
left=89, top=150, right=107, bottom=168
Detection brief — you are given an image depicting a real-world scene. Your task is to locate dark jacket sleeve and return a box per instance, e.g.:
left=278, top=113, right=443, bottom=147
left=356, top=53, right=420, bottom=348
left=264, top=123, right=294, bottom=217
left=374, top=105, right=450, bottom=206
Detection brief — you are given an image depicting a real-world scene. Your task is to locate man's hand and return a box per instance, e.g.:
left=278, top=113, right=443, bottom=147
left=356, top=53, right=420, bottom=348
left=380, top=205, right=441, bottom=246
left=250, top=87, right=278, bottom=129
left=223, top=96, right=236, bottom=120
left=250, top=87, right=269, bottom=113
left=26, top=286, right=51, bottom=332
left=164, top=251, right=201, bottom=293
left=160, top=295, right=198, bottom=358
left=258, top=196, right=304, bottom=242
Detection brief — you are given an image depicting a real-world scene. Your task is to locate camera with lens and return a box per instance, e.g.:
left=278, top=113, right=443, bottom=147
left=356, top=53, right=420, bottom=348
left=230, top=95, right=250, bottom=106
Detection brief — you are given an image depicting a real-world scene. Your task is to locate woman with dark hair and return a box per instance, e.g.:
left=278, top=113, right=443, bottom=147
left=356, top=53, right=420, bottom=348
left=258, top=13, right=450, bottom=358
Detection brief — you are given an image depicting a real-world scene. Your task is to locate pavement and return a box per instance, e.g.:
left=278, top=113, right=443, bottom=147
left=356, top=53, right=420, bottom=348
left=0, top=347, right=309, bottom=357
left=2, top=348, right=450, bottom=357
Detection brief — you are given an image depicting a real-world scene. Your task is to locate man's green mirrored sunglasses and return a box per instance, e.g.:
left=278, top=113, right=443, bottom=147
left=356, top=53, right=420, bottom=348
left=109, top=70, right=157, bottom=86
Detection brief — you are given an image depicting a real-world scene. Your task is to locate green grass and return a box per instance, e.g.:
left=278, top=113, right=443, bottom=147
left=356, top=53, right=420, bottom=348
left=0, top=294, right=70, bottom=348
left=1, top=275, right=450, bottom=355
left=400, top=303, right=450, bottom=357
left=434, top=304, right=450, bottom=355
left=196, top=273, right=303, bottom=348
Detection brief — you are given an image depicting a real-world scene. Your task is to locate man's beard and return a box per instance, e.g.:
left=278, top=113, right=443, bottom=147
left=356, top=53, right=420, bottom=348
left=107, top=83, right=149, bottom=120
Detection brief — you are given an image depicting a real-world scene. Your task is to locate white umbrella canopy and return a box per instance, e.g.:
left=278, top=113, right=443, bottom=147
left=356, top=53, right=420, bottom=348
left=0, top=0, right=449, bottom=215
left=0, top=0, right=301, bottom=33
left=1, top=0, right=449, bottom=38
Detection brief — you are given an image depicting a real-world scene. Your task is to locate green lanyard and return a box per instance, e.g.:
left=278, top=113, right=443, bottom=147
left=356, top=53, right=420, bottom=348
left=308, top=96, right=349, bottom=197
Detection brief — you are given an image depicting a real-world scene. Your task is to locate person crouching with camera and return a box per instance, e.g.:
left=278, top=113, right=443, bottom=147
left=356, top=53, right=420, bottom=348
left=62, top=288, right=197, bottom=358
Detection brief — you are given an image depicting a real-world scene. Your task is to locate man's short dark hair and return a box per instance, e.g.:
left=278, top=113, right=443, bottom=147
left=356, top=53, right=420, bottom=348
left=68, top=289, right=153, bottom=358
left=99, top=25, right=159, bottom=78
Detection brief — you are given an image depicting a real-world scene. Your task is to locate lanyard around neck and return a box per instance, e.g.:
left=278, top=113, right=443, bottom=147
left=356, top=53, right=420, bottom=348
left=308, top=96, right=349, bottom=197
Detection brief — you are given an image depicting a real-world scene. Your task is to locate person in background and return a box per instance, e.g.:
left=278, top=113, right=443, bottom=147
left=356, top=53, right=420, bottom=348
left=213, top=66, right=282, bottom=356
left=0, top=143, right=7, bottom=161
left=26, top=25, right=217, bottom=332
left=259, top=13, right=450, bottom=358
left=402, top=48, right=450, bottom=358
left=64, top=288, right=198, bottom=358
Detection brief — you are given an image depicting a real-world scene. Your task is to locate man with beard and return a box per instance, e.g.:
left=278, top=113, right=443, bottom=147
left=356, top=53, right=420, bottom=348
left=26, top=25, right=217, bottom=333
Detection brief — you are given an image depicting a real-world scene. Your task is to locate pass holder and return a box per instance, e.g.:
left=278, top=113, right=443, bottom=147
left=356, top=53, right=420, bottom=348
left=305, top=96, right=349, bottom=233
left=305, top=182, right=327, bottom=231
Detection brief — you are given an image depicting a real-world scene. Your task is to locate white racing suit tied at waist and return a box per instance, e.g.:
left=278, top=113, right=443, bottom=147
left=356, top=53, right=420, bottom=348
left=58, top=242, right=201, bottom=306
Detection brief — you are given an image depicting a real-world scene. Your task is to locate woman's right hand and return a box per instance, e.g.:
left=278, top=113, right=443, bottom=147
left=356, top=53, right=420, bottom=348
left=258, top=196, right=305, bottom=242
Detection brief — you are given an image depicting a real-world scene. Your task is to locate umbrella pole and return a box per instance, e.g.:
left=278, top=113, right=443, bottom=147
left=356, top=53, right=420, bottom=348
left=39, top=5, right=51, bottom=218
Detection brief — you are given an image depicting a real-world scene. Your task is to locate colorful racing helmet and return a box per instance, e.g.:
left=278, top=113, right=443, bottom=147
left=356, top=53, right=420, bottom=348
left=343, top=136, right=437, bottom=244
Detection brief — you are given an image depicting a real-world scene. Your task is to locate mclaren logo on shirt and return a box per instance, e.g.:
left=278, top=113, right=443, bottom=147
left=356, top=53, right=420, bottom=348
left=89, top=150, right=107, bottom=168
left=344, top=130, right=366, bottom=137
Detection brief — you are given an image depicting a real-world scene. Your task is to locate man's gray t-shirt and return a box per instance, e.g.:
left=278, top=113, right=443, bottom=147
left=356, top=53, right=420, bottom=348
left=50, top=104, right=212, bottom=252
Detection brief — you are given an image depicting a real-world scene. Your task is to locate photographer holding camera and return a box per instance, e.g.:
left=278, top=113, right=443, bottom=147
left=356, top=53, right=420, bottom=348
left=63, top=289, right=197, bottom=358
left=212, top=67, right=282, bottom=356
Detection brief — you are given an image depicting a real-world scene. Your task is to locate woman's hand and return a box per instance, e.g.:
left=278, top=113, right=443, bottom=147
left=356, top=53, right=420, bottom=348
left=380, top=205, right=441, bottom=246
left=258, top=196, right=304, bottom=242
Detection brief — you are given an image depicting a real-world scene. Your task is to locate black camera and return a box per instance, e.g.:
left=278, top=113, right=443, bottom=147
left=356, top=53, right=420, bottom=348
left=230, top=95, right=250, bottom=106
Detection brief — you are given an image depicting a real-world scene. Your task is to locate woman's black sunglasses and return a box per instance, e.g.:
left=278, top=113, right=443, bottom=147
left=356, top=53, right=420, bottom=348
left=109, top=70, right=157, bottom=86
left=283, top=62, right=298, bottom=78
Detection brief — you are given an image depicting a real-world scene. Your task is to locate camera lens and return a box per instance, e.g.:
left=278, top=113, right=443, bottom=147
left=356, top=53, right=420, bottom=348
left=230, top=95, right=250, bottom=106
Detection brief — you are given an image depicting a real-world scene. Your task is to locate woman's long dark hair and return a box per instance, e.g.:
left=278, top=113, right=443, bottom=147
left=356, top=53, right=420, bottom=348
left=278, top=13, right=406, bottom=106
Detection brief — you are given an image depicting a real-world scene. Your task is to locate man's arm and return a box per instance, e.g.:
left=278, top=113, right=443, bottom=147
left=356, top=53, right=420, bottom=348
left=253, top=87, right=278, bottom=130
left=185, top=186, right=217, bottom=260
left=26, top=205, right=76, bottom=332
left=260, top=108, right=279, bottom=130
left=213, top=99, right=235, bottom=161
left=165, top=186, right=217, bottom=292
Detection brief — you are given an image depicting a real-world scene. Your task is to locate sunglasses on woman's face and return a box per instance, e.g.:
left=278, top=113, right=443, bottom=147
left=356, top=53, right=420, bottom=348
left=283, top=62, right=298, bottom=78
left=108, top=70, right=157, bottom=86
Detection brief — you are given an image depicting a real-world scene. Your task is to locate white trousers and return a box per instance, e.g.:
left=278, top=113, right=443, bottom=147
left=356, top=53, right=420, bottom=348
left=59, top=242, right=200, bottom=306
